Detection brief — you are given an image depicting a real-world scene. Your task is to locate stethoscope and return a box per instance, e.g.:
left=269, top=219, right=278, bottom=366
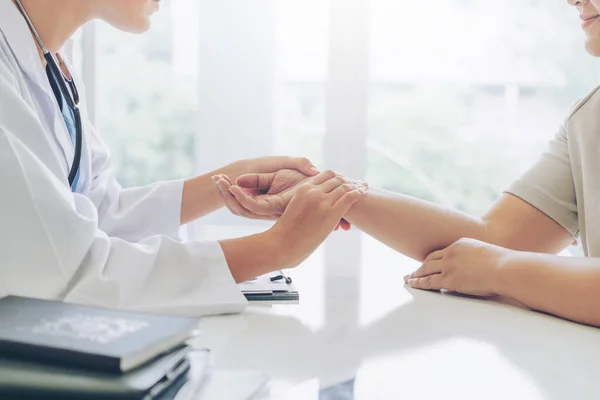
left=13, top=0, right=82, bottom=188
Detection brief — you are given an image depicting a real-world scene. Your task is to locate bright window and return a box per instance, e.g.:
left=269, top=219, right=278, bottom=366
left=75, top=0, right=597, bottom=232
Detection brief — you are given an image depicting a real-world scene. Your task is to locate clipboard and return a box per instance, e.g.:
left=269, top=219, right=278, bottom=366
left=238, top=273, right=299, bottom=302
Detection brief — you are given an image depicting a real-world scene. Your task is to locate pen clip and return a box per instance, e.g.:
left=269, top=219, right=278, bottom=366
left=270, top=271, right=292, bottom=284
left=269, top=273, right=283, bottom=282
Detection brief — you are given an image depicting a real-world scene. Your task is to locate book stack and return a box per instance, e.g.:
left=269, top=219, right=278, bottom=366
left=0, top=296, right=205, bottom=399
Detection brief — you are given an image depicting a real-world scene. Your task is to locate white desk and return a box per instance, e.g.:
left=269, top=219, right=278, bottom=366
left=191, top=229, right=600, bottom=399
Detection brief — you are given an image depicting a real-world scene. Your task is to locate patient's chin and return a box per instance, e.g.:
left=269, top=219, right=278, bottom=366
left=585, top=39, right=600, bottom=57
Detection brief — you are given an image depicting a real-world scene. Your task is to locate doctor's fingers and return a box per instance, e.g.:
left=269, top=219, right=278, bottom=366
left=215, top=178, right=246, bottom=216
left=310, top=170, right=368, bottom=193
left=338, top=218, right=352, bottom=231
left=217, top=174, right=232, bottom=184
left=264, top=156, right=320, bottom=176
left=322, top=178, right=368, bottom=194
left=331, top=185, right=368, bottom=216
left=308, top=170, right=346, bottom=186
left=324, top=179, right=369, bottom=203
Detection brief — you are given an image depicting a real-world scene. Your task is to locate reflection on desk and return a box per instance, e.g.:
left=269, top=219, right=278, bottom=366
left=191, top=230, right=600, bottom=400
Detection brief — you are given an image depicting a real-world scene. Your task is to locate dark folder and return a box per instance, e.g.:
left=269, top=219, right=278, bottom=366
left=0, top=345, right=202, bottom=400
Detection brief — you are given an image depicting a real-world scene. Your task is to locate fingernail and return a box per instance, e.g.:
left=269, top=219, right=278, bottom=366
left=310, top=167, right=320, bottom=174
left=211, top=176, right=217, bottom=182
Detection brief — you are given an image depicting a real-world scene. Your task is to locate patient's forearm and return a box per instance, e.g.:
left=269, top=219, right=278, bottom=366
left=344, top=189, right=487, bottom=262
left=497, top=254, right=600, bottom=327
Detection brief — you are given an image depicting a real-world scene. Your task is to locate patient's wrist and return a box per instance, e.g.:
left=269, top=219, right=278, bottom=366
left=220, top=162, right=244, bottom=183
left=342, top=187, right=371, bottom=224
left=493, top=252, right=536, bottom=297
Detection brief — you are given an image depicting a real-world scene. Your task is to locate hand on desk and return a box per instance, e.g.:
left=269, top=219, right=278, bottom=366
left=404, top=238, right=512, bottom=297
left=214, top=169, right=364, bottom=230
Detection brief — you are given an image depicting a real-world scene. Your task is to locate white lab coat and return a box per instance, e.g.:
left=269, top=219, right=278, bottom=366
left=0, top=0, right=247, bottom=316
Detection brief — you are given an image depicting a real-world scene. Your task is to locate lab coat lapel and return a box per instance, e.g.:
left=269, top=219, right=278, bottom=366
left=0, top=0, right=75, bottom=166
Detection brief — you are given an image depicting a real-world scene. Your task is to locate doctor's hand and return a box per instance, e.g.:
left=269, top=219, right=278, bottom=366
left=404, top=238, right=514, bottom=297
left=182, top=156, right=321, bottom=225
left=268, top=170, right=368, bottom=268
left=213, top=169, right=360, bottom=230
left=227, top=156, right=320, bottom=179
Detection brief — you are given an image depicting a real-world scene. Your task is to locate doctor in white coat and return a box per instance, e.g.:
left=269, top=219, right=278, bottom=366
left=0, top=0, right=368, bottom=315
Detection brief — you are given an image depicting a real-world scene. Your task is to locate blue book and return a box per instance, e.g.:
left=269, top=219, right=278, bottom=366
left=0, top=296, right=200, bottom=373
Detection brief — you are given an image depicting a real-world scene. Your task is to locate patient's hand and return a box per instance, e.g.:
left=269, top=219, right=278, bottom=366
left=213, top=169, right=362, bottom=229
left=213, top=169, right=308, bottom=218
